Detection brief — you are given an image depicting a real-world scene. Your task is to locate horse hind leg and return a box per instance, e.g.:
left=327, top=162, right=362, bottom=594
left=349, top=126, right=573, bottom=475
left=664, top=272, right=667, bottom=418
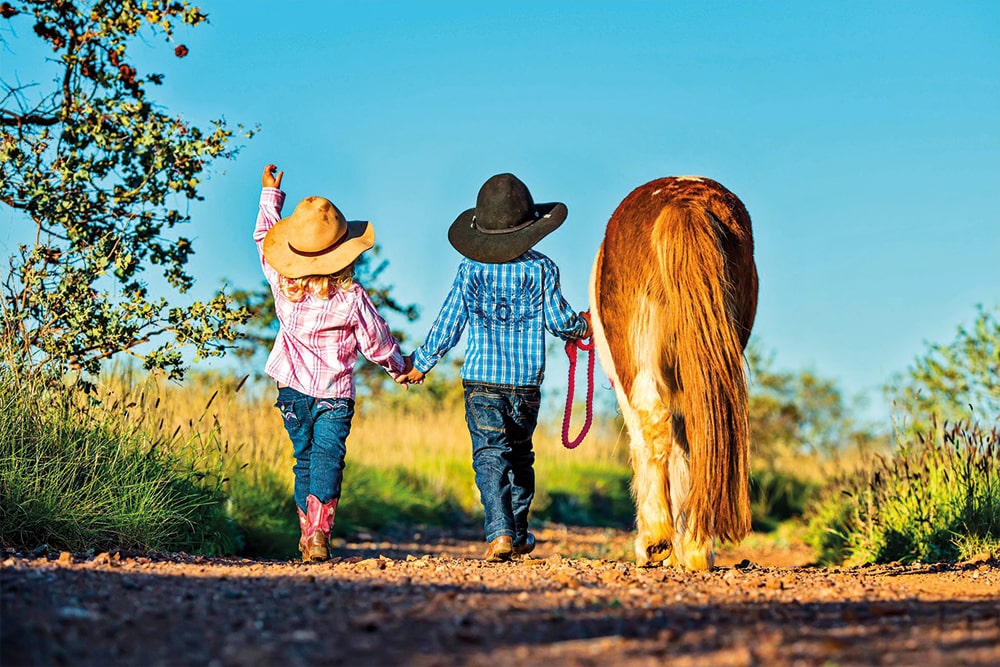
left=623, top=370, right=677, bottom=567
left=668, top=414, right=715, bottom=571
left=589, top=267, right=673, bottom=566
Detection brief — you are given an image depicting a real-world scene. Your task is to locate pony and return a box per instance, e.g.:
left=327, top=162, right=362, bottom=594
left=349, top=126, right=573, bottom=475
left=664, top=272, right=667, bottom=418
left=588, top=176, right=758, bottom=570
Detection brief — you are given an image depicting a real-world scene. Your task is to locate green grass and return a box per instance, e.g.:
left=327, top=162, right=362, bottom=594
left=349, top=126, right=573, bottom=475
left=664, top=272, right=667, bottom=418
left=0, top=368, right=239, bottom=555
left=336, top=464, right=468, bottom=533
left=533, top=464, right=634, bottom=528
left=225, top=462, right=631, bottom=558
left=224, top=464, right=300, bottom=559
left=223, top=461, right=470, bottom=559
left=805, top=418, right=1000, bottom=565
left=2, top=361, right=838, bottom=560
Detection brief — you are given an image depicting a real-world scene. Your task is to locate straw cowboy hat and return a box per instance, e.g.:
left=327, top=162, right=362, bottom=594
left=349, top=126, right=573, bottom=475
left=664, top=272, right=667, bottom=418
left=448, top=173, right=568, bottom=263
left=263, top=196, right=374, bottom=278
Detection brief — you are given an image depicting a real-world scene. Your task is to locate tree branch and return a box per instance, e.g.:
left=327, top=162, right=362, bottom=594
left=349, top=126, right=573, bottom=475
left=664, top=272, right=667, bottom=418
left=0, top=111, right=60, bottom=127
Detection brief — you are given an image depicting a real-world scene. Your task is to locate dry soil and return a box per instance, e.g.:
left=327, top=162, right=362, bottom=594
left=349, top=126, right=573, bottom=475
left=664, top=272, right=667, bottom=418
left=2, top=525, right=998, bottom=666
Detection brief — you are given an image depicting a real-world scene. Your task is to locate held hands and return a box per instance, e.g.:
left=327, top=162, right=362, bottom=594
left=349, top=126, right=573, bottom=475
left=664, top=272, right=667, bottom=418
left=580, top=310, right=593, bottom=339
left=262, top=163, right=284, bottom=189
left=394, top=354, right=425, bottom=386
left=402, top=367, right=426, bottom=385
left=391, top=355, right=413, bottom=390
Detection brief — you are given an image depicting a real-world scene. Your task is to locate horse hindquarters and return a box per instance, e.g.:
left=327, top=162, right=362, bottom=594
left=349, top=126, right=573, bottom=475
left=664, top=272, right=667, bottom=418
left=591, top=177, right=757, bottom=570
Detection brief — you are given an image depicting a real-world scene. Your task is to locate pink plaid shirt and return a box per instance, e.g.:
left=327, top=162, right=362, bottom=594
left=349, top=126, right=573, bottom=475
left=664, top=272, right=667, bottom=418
left=254, top=187, right=405, bottom=399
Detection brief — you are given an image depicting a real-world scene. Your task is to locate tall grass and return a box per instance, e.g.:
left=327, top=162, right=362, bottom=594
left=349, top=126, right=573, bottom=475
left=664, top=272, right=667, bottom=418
left=805, top=417, right=1000, bottom=565
left=5, top=360, right=840, bottom=558
left=131, top=367, right=843, bottom=553
left=0, top=365, right=240, bottom=554
left=98, top=366, right=630, bottom=502
left=89, top=366, right=633, bottom=556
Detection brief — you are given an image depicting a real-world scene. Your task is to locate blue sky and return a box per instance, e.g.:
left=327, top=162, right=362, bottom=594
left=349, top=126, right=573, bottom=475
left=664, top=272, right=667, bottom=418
left=3, top=1, right=999, bottom=421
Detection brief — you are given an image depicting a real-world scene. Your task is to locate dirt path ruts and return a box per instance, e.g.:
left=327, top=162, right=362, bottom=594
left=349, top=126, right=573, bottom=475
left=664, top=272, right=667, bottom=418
left=3, top=525, right=998, bottom=666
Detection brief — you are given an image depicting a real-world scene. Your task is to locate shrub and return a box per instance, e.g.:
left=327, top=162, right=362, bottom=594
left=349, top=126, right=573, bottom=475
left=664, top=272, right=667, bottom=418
left=749, top=469, right=820, bottom=532
left=885, top=305, right=1000, bottom=439
left=805, top=417, right=1000, bottom=565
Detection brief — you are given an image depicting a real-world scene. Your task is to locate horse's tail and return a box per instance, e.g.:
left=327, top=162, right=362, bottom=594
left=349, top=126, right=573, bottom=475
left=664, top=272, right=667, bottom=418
left=654, top=198, right=751, bottom=544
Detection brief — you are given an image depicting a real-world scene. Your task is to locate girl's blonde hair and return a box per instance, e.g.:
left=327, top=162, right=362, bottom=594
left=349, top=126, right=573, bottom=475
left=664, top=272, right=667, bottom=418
left=278, top=263, right=355, bottom=302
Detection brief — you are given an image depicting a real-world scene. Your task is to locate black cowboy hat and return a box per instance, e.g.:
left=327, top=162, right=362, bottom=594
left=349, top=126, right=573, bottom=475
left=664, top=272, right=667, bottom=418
left=448, top=173, right=568, bottom=263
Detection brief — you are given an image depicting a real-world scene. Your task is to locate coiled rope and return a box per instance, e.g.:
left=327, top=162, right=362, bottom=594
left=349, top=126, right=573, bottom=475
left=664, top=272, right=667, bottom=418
left=561, top=336, right=595, bottom=449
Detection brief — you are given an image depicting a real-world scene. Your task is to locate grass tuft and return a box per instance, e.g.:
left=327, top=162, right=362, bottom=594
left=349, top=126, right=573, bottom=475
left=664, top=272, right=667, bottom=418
left=0, top=367, right=239, bottom=555
left=805, top=417, right=1000, bottom=565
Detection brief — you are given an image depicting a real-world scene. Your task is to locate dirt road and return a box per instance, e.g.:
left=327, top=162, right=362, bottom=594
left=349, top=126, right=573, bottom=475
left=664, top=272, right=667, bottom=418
left=3, top=525, right=998, bottom=666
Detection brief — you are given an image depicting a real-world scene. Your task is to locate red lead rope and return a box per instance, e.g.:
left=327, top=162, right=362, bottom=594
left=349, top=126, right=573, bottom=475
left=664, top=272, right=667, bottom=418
left=562, top=336, right=595, bottom=449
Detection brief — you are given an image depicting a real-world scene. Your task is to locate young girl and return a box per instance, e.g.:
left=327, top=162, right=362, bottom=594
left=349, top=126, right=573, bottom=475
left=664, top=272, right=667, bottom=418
left=254, top=163, right=411, bottom=561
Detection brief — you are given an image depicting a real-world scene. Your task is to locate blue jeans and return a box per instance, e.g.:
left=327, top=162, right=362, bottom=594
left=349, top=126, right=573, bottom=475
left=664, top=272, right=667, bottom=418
left=463, top=382, right=541, bottom=544
left=274, top=387, right=354, bottom=513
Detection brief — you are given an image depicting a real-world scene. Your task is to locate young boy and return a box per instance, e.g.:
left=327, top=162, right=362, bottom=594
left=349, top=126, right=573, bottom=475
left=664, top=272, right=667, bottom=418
left=400, top=173, right=591, bottom=561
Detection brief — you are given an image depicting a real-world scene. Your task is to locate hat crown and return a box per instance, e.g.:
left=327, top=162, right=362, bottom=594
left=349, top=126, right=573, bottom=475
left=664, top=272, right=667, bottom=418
left=286, top=197, right=347, bottom=253
left=263, top=195, right=375, bottom=279
left=474, top=173, right=536, bottom=232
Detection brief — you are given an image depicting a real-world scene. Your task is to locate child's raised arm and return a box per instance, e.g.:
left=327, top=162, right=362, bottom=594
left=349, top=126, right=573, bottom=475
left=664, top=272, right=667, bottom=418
left=262, top=163, right=284, bottom=189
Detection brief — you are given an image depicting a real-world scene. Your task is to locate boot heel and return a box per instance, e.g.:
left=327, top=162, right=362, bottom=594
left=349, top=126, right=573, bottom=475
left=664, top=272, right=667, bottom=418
left=304, top=532, right=329, bottom=561
left=300, top=494, right=338, bottom=562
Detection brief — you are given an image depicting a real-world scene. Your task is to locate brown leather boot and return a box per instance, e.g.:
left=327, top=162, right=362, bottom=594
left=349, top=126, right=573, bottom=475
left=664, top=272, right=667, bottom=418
left=485, top=535, right=513, bottom=562
left=296, top=506, right=310, bottom=559
left=513, top=532, right=536, bottom=556
left=300, top=494, right=338, bottom=562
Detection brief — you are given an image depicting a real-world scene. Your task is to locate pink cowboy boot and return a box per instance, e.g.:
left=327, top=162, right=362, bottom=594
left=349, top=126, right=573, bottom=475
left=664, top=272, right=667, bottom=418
left=300, top=494, right=338, bottom=561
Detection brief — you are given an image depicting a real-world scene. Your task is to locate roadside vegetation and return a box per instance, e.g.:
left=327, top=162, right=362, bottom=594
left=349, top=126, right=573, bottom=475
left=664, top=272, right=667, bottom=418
left=0, top=333, right=866, bottom=559
left=806, top=418, right=999, bottom=565
left=805, top=305, right=1000, bottom=565
left=0, top=362, right=240, bottom=555
left=3, top=307, right=997, bottom=562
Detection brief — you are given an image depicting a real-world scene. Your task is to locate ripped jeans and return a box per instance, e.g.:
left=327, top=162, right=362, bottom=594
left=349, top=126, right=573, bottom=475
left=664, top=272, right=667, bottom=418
left=275, top=387, right=355, bottom=513
left=463, top=382, right=541, bottom=544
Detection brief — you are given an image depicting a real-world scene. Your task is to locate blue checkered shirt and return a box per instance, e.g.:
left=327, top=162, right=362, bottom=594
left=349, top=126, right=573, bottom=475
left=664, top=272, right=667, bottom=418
left=413, top=250, right=588, bottom=386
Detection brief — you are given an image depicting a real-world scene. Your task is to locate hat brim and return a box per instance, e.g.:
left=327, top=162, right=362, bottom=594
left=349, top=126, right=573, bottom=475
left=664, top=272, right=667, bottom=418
left=263, top=219, right=374, bottom=278
left=447, top=202, right=567, bottom=263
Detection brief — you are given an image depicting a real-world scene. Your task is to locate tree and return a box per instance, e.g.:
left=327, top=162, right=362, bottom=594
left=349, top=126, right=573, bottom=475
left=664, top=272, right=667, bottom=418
left=885, top=304, right=1000, bottom=436
left=1, top=1, right=254, bottom=380
left=746, top=340, right=883, bottom=473
left=230, top=245, right=421, bottom=398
